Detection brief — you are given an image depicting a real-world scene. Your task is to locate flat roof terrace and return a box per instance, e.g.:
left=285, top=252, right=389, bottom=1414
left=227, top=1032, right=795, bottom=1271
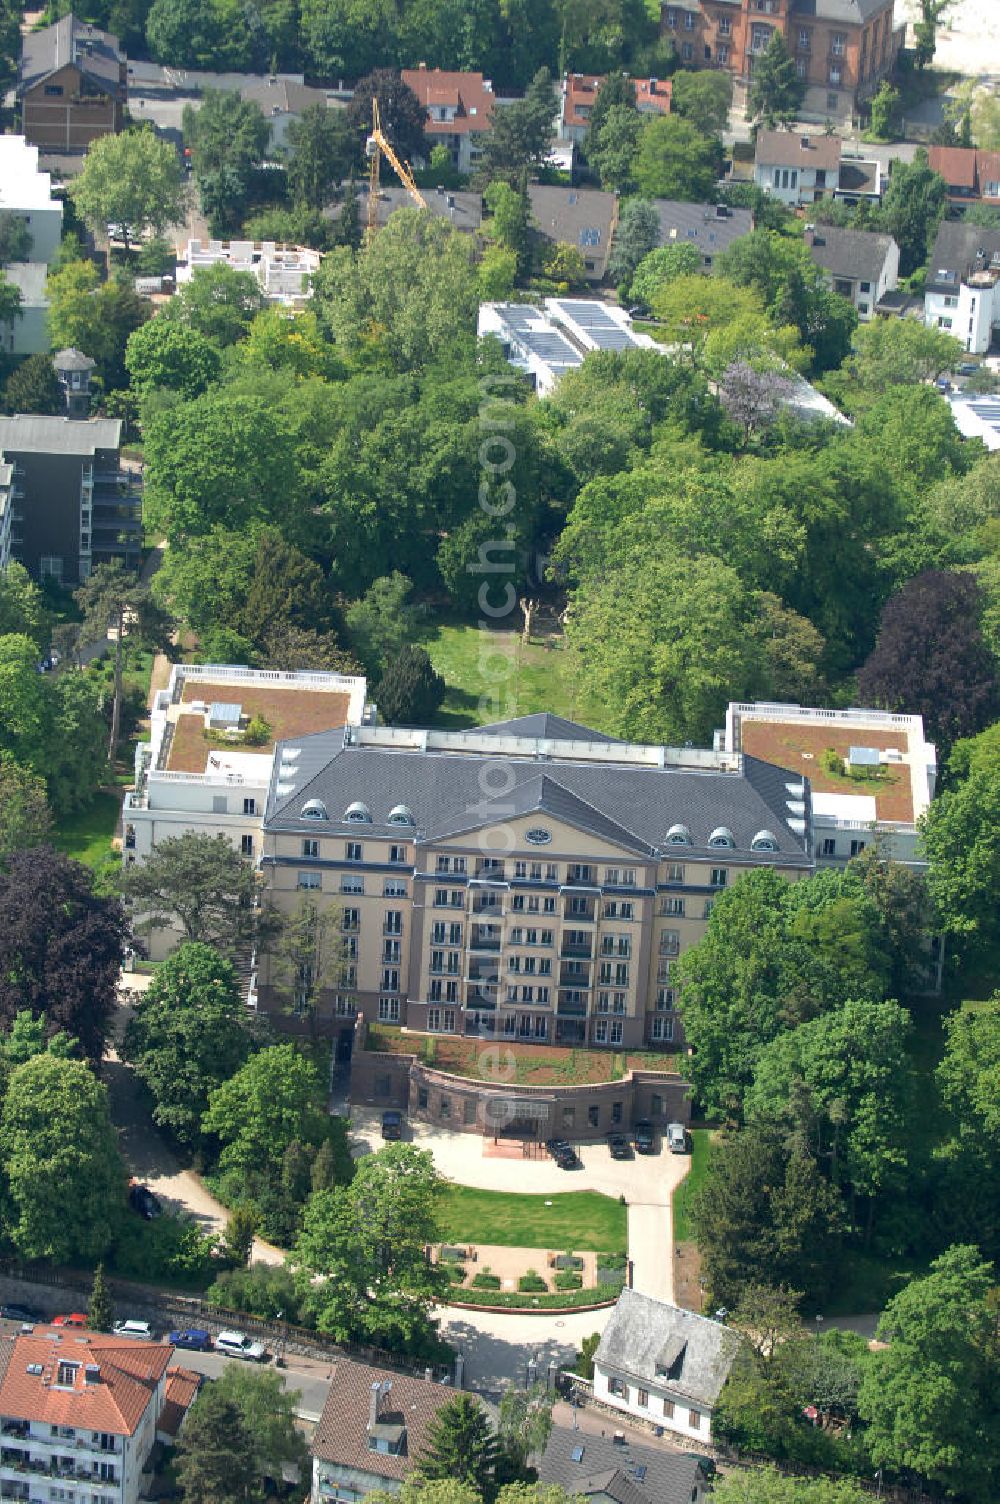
left=739, top=721, right=914, bottom=823
left=166, top=681, right=352, bottom=773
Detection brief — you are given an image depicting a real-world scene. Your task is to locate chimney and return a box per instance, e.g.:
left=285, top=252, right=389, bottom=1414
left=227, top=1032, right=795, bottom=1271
left=804, top=223, right=815, bottom=245
left=447, top=193, right=455, bottom=208
left=424, top=1367, right=433, bottom=1382
left=369, top=1381, right=381, bottom=1431
left=419, top=61, right=427, bottom=70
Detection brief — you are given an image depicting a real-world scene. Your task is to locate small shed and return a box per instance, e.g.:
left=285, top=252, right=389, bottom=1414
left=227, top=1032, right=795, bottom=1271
left=207, top=701, right=242, bottom=731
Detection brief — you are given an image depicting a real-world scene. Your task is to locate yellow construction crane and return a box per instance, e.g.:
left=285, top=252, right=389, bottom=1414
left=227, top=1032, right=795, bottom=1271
left=365, top=97, right=428, bottom=238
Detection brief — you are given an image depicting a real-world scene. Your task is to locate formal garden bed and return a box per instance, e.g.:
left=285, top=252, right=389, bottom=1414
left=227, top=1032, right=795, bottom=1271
left=365, top=1026, right=677, bottom=1084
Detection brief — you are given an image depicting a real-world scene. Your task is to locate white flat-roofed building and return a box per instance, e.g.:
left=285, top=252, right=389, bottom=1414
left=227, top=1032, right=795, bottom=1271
left=947, top=391, right=1000, bottom=450
left=0, top=135, right=65, bottom=265
left=717, top=701, right=937, bottom=868
left=123, top=665, right=371, bottom=919
left=176, top=240, right=323, bottom=305
left=478, top=300, right=664, bottom=395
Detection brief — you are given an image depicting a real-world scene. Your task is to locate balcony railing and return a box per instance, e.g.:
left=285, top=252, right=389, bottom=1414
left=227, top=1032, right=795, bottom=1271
left=556, top=995, right=588, bottom=1017
left=560, top=942, right=592, bottom=959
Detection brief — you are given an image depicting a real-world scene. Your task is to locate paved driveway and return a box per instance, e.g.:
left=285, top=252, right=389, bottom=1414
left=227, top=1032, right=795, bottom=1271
left=350, top=1109, right=687, bottom=1303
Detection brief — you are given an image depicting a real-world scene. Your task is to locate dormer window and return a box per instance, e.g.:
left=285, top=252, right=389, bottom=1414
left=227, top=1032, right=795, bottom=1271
left=344, top=802, right=372, bottom=823
left=665, top=824, right=691, bottom=845
left=388, top=805, right=414, bottom=826
left=301, top=800, right=328, bottom=820
left=708, top=826, right=735, bottom=848
left=751, top=830, right=779, bottom=851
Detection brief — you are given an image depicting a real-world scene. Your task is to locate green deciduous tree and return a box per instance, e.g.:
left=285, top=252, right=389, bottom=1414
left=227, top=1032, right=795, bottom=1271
left=718, top=229, right=858, bottom=375
left=203, top=1043, right=329, bottom=1178
left=287, top=102, right=355, bottom=210
left=484, top=179, right=532, bottom=280
left=878, top=150, right=947, bottom=276
left=606, top=198, right=660, bottom=291
left=346, top=69, right=427, bottom=171
left=70, top=128, right=186, bottom=251
left=122, top=942, right=252, bottom=1147
left=633, top=114, right=722, bottom=201
left=0, top=1053, right=125, bottom=1262
left=749, top=31, right=805, bottom=127
left=921, top=749, right=1000, bottom=956
left=211, top=1365, right=308, bottom=1485
left=75, top=560, right=174, bottom=763
left=184, top=89, right=271, bottom=236
left=629, top=241, right=701, bottom=305
left=671, top=69, right=733, bottom=137
left=710, top=1470, right=870, bottom=1504
left=914, top=0, right=953, bottom=68
left=858, top=1244, right=999, bottom=1497
left=0, top=755, right=51, bottom=862
left=586, top=103, right=642, bottom=192
left=478, top=68, right=556, bottom=180
left=125, top=317, right=222, bottom=400
left=123, top=831, right=262, bottom=955
left=345, top=571, right=425, bottom=680
left=294, top=1143, right=447, bottom=1352
left=843, top=315, right=963, bottom=389
left=46, top=261, right=150, bottom=390
left=266, top=897, right=349, bottom=1030
left=172, top=262, right=265, bottom=346
left=496, top=1385, right=553, bottom=1481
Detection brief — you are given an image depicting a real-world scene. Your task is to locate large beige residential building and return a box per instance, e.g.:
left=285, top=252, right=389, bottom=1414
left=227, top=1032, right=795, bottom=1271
left=256, top=713, right=814, bottom=1048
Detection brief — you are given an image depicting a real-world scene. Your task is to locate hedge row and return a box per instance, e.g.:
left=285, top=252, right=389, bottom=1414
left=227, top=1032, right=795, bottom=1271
left=449, top=1281, right=623, bottom=1310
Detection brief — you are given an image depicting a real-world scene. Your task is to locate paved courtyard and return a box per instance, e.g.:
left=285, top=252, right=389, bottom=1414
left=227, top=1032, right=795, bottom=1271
left=349, top=1108, right=688, bottom=1305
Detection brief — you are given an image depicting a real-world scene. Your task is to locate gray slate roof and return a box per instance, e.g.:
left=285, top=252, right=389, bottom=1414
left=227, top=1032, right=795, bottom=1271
left=792, top=0, right=889, bottom=18
left=53, top=348, right=96, bottom=372
left=595, top=1290, right=743, bottom=1410
left=806, top=225, right=895, bottom=283
left=755, top=129, right=842, bottom=172
left=528, top=185, right=618, bottom=277
left=926, top=221, right=1000, bottom=292
left=539, top=1425, right=703, bottom=1504
left=473, top=713, right=617, bottom=742
left=20, top=14, right=124, bottom=96
left=263, top=721, right=812, bottom=862
left=0, top=415, right=121, bottom=454
left=334, top=184, right=483, bottom=233
left=652, top=199, right=752, bottom=260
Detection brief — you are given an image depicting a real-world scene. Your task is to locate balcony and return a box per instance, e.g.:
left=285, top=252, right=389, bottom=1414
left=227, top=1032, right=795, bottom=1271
left=557, top=992, right=588, bottom=1017
left=472, top=896, right=504, bottom=915
left=560, top=940, right=592, bottom=959
left=466, top=961, right=498, bottom=983
left=559, top=960, right=591, bottom=983
left=562, top=899, right=595, bottom=921
left=474, top=862, right=506, bottom=880
left=466, top=988, right=497, bottom=1010
left=468, top=927, right=501, bottom=952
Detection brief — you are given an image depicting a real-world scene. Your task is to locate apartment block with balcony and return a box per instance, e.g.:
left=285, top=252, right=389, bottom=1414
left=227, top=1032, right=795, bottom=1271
left=664, top=0, right=903, bottom=123
left=0, top=1329, right=175, bottom=1504
left=257, top=712, right=814, bottom=1049
left=0, top=417, right=140, bottom=585
left=123, top=663, right=370, bottom=958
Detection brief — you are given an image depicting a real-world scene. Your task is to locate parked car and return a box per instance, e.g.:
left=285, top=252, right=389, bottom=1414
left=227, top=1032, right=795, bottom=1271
left=545, top=1137, right=572, bottom=1158
left=52, top=1313, right=88, bottom=1328
left=168, top=1328, right=213, bottom=1352
left=958, top=362, right=979, bottom=376
left=666, top=1122, right=689, bottom=1154
left=606, top=1132, right=631, bottom=1160
left=553, top=1143, right=579, bottom=1170
left=0, top=1304, right=44, bottom=1324
left=633, top=1119, right=656, bottom=1154
left=129, top=1183, right=162, bottom=1220
left=381, top=1110, right=402, bottom=1141
left=113, top=1319, right=156, bottom=1341
left=214, top=1329, right=267, bottom=1362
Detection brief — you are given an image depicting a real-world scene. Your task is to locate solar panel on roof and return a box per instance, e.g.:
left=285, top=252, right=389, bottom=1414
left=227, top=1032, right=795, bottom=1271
left=571, top=1446, right=585, bottom=1464
left=579, top=227, right=601, bottom=246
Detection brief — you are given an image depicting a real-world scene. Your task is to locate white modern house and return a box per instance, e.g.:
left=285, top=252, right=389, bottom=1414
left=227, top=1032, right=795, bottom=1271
left=0, top=135, right=65, bottom=264
left=123, top=663, right=371, bottom=881
left=0, top=135, right=65, bottom=357
left=754, top=129, right=842, bottom=207
left=948, top=391, right=1000, bottom=450
left=0, top=1329, right=178, bottom=1504
left=924, top=222, right=1000, bottom=354
left=478, top=300, right=664, bottom=396
left=176, top=240, right=323, bottom=305
left=592, top=1290, right=743, bottom=1445
left=717, top=701, right=937, bottom=869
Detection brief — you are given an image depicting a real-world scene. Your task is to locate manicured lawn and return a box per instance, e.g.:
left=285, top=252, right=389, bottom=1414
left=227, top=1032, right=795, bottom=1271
left=823, top=1251, right=928, bottom=1318
left=437, top=1184, right=627, bottom=1251
left=417, top=619, right=611, bottom=732
left=671, top=1128, right=713, bottom=1243
left=54, top=792, right=121, bottom=868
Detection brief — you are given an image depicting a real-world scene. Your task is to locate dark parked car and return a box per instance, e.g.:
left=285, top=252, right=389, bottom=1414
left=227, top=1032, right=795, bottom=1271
left=607, top=1132, right=631, bottom=1159
left=958, top=362, right=979, bottom=376
left=129, top=1183, right=162, bottom=1220
left=0, top=1304, right=43, bottom=1324
left=554, top=1143, right=579, bottom=1169
left=633, top=1119, right=656, bottom=1154
left=168, top=1328, right=213, bottom=1351
left=381, top=1110, right=402, bottom=1140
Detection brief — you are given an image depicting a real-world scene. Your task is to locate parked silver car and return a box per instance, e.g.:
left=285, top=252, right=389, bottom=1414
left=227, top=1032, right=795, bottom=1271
left=214, top=1329, right=267, bottom=1362
left=666, top=1122, right=689, bottom=1154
